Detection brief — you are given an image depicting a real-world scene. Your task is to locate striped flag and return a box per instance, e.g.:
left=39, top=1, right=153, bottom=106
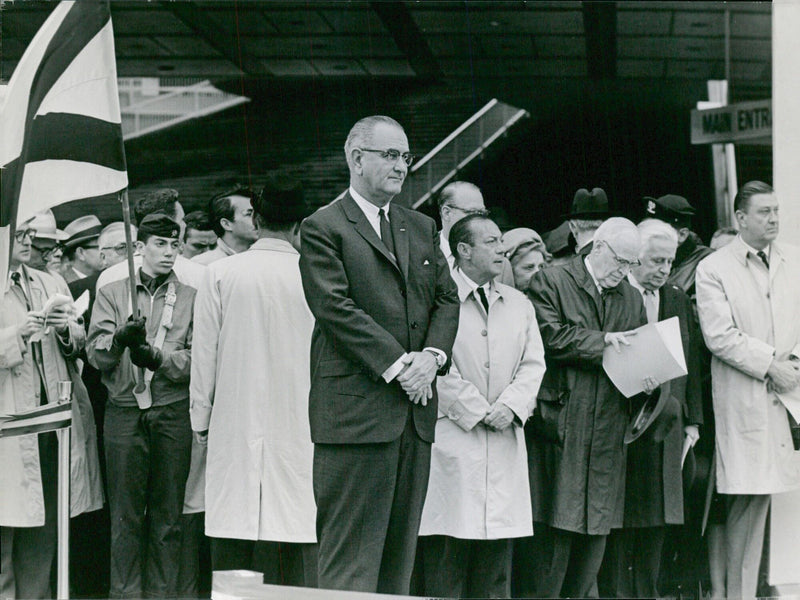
left=0, top=401, right=72, bottom=438
left=0, top=1, right=128, bottom=284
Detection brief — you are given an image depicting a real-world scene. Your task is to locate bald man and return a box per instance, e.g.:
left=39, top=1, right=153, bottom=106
left=526, top=217, right=647, bottom=598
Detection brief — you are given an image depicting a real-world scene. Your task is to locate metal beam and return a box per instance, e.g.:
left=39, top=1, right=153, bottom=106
left=582, top=1, right=616, bottom=80
left=160, top=1, right=270, bottom=77
left=370, top=1, right=442, bottom=80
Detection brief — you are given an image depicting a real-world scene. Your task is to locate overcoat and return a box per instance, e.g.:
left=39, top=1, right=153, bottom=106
left=419, top=273, right=545, bottom=540
left=696, top=237, right=800, bottom=494
left=527, top=255, right=646, bottom=535
left=1, top=266, right=103, bottom=527
left=190, top=239, right=316, bottom=542
left=623, top=283, right=704, bottom=527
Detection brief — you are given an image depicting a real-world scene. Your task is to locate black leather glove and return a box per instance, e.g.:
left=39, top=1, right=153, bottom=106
left=129, top=343, right=163, bottom=371
left=113, top=316, right=147, bottom=349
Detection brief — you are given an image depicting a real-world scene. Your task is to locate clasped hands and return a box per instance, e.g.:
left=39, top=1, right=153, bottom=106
left=767, top=354, right=800, bottom=394
left=397, top=351, right=437, bottom=406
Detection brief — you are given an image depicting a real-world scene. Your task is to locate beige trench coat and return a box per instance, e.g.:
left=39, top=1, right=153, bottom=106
left=1, top=266, right=103, bottom=527
left=696, top=237, right=800, bottom=494
left=419, top=271, right=546, bottom=539
left=190, top=239, right=316, bottom=542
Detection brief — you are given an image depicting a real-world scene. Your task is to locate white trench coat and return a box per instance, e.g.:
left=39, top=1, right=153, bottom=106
left=420, top=270, right=545, bottom=540
left=696, top=237, right=800, bottom=494
left=190, top=238, right=316, bottom=542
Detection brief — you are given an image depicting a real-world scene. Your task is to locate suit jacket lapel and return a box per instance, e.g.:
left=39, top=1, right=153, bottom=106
left=568, top=257, right=604, bottom=323
left=340, top=192, right=400, bottom=272
left=389, top=204, right=409, bottom=281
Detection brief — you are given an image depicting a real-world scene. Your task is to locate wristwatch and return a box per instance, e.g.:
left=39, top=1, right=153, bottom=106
left=425, top=349, right=446, bottom=369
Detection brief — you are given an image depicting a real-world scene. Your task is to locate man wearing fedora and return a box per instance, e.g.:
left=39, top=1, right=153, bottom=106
left=565, top=187, right=610, bottom=256
left=526, top=217, right=647, bottom=598
left=600, top=219, right=703, bottom=598
left=643, top=194, right=713, bottom=299
left=191, top=173, right=318, bottom=587
left=24, top=210, right=68, bottom=281
left=61, top=215, right=104, bottom=284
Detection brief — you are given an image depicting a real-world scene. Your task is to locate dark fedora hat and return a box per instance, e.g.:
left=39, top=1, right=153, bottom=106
left=625, top=380, right=681, bottom=444
left=562, top=187, right=610, bottom=220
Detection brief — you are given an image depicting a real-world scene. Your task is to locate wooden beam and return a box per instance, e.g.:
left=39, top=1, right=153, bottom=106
left=370, top=1, right=442, bottom=80
left=582, top=1, right=616, bottom=80
left=160, top=1, right=270, bottom=77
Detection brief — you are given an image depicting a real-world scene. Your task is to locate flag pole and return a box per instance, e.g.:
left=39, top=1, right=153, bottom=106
left=56, top=380, right=73, bottom=600
left=119, top=190, right=151, bottom=407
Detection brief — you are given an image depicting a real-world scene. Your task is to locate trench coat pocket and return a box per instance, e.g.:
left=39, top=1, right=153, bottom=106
left=531, top=386, right=568, bottom=445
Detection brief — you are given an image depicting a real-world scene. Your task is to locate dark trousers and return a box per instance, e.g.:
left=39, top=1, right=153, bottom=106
left=725, top=494, right=770, bottom=600
left=420, top=535, right=511, bottom=599
left=313, top=415, right=431, bottom=594
left=0, top=432, right=58, bottom=599
left=105, top=401, right=192, bottom=599
left=532, top=523, right=607, bottom=598
left=600, top=526, right=666, bottom=598
left=177, top=512, right=212, bottom=598
left=210, top=537, right=318, bottom=587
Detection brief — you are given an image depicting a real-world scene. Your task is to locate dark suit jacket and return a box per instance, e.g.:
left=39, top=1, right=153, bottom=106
left=624, top=283, right=704, bottom=527
left=299, top=192, right=460, bottom=445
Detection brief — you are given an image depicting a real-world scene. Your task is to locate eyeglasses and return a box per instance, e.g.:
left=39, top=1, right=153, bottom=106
left=99, top=243, right=129, bottom=257
left=603, top=241, right=640, bottom=270
left=358, top=148, right=415, bottom=167
left=444, top=205, right=489, bottom=218
left=31, top=243, right=58, bottom=258
left=14, top=229, right=35, bottom=242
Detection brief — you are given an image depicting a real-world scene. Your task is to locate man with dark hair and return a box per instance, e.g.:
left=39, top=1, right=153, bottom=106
left=181, top=211, right=217, bottom=259
left=696, top=180, right=800, bottom=599
left=299, top=115, right=459, bottom=594
left=88, top=214, right=196, bottom=599
left=133, top=188, right=185, bottom=228
left=191, top=172, right=318, bottom=587
left=418, top=214, right=545, bottom=598
left=193, top=186, right=257, bottom=265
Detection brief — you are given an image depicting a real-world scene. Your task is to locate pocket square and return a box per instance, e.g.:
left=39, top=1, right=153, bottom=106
left=423, top=259, right=430, bottom=265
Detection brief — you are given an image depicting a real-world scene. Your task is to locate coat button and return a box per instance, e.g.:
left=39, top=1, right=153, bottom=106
left=484, top=361, right=490, bottom=369
left=411, top=322, right=418, bottom=329
left=774, top=399, right=780, bottom=406
left=481, top=329, right=488, bottom=336
left=400, top=288, right=406, bottom=297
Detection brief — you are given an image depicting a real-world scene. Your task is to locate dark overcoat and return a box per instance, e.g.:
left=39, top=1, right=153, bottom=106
left=527, top=255, right=646, bottom=535
left=623, top=283, right=704, bottom=527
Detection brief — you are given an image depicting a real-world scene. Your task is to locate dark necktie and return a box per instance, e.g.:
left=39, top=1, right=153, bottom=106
left=11, top=271, right=30, bottom=309
left=757, top=250, right=770, bottom=269
left=476, top=286, right=489, bottom=312
left=379, top=208, right=395, bottom=257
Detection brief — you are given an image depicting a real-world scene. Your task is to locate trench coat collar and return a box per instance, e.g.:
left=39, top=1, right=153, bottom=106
left=452, top=267, right=504, bottom=305
left=250, top=237, right=298, bottom=255
left=729, top=234, right=785, bottom=272
left=565, top=254, right=622, bottom=299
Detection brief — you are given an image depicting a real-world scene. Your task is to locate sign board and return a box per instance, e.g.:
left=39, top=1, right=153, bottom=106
left=691, top=99, right=772, bottom=145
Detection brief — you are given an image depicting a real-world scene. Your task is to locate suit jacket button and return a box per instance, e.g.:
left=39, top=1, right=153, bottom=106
left=400, top=289, right=407, bottom=297
left=411, top=322, right=418, bottom=329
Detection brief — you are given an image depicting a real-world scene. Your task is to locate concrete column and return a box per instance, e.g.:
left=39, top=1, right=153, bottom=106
left=770, top=1, right=800, bottom=591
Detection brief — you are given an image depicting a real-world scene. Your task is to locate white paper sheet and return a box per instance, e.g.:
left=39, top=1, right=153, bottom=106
left=602, top=316, right=688, bottom=398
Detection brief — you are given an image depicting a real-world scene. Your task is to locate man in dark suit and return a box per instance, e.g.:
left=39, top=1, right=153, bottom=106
left=299, top=115, right=460, bottom=595
left=600, top=218, right=704, bottom=598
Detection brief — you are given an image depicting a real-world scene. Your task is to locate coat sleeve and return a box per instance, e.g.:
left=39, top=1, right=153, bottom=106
left=696, top=260, right=774, bottom=380
left=190, top=269, right=220, bottom=432
left=496, top=302, right=546, bottom=424
left=87, top=284, right=125, bottom=372
left=527, top=269, right=606, bottom=366
left=437, top=360, right=492, bottom=432
left=681, top=291, right=704, bottom=426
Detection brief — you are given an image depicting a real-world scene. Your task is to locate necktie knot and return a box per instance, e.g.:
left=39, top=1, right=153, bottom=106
left=11, top=271, right=21, bottom=286
left=757, top=250, right=770, bottom=269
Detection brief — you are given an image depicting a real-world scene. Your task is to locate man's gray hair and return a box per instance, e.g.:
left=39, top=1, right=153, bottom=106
left=344, top=115, right=404, bottom=169
left=98, top=221, right=137, bottom=248
left=593, top=217, right=640, bottom=245
left=637, top=218, right=678, bottom=255
left=569, top=218, right=603, bottom=234
left=437, top=181, right=482, bottom=210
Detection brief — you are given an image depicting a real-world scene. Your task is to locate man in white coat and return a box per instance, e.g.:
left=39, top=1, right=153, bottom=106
left=190, top=173, right=318, bottom=586
left=696, top=180, right=800, bottom=600
left=418, top=214, right=546, bottom=598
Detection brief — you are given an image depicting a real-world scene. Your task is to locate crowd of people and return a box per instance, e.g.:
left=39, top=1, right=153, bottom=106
left=2, top=114, right=799, bottom=600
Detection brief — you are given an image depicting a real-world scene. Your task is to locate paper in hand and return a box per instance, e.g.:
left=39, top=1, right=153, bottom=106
left=602, top=316, right=688, bottom=398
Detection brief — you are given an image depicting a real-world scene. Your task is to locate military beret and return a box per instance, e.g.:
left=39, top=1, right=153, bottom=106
left=138, top=214, right=181, bottom=240
left=644, top=194, right=696, bottom=226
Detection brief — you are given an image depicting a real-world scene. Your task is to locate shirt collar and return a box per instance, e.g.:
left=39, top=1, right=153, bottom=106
left=72, top=266, right=89, bottom=279
left=729, top=234, right=780, bottom=266
left=452, top=267, right=500, bottom=303
left=439, top=230, right=452, bottom=259
left=350, top=186, right=389, bottom=221
left=583, top=256, right=604, bottom=294
left=216, top=237, right=236, bottom=256
left=627, top=272, right=655, bottom=297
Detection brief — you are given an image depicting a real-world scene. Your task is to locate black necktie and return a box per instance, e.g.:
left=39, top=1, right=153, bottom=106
left=757, top=250, right=770, bottom=269
left=379, top=208, right=395, bottom=257
left=476, top=286, right=489, bottom=312
left=11, top=271, right=30, bottom=309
